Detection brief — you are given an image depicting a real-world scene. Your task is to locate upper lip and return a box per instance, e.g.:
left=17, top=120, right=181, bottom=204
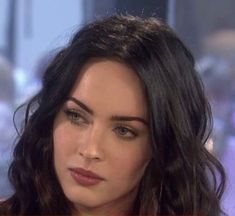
left=69, top=167, right=105, bottom=180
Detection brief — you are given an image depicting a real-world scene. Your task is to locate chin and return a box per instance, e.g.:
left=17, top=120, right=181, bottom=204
left=64, top=187, right=105, bottom=208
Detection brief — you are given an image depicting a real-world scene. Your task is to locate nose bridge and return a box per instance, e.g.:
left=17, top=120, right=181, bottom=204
left=78, top=123, right=104, bottom=160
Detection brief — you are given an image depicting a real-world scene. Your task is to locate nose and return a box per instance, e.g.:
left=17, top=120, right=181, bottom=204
left=77, top=125, right=104, bottom=161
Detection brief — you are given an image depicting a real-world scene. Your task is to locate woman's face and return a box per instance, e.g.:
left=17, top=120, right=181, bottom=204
left=53, top=59, right=151, bottom=215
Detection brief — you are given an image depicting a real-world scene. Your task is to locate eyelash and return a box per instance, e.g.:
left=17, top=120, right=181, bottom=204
left=63, top=109, right=87, bottom=125
left=63, top=109, right=138, bottom=139
left=113, top=125, right=138, bottom=140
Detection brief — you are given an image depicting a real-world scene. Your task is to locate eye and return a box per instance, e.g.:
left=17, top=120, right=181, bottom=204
left=63, top=109, right=87, bottom=125
left=113, top=126, right=137, bottom=139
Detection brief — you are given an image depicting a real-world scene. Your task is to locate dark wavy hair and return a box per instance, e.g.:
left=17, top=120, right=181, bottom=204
left=0, top=15, right=226, bottom=216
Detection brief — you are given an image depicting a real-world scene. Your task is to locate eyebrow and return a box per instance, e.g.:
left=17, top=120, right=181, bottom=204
left=110, top=115, right=148, bottom=126
left=67, top=97, right=93, bottom=115
left=67, top=96, right=148, bottom=126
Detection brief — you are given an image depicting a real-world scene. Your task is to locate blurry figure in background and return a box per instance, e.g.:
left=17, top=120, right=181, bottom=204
left=198, top=29, right=235, bottom=153
left=0, top=55, right=15, bottom=197
left=13, top=66, right=40, bottom=106
left=198, top=29, right=235, bottom=215
left=14, top=50, right=56, bottom=106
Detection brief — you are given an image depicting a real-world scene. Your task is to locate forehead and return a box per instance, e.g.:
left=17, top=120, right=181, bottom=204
left=69, top=58, right=148, bottom=118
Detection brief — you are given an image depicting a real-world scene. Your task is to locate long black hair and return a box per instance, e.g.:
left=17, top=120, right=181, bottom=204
left=0, top=15, right=226, bottom=215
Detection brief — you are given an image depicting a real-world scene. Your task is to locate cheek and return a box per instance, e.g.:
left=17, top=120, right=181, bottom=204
left=53, top=122, right=75, bottom=167
left=109, top=142, right=151, bottom=184
left=122, top=153, right=149, bottom=177
left=101, top=148, right=150, bottom=204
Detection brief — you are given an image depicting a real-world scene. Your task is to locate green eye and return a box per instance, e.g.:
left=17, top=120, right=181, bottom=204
left=64, top=109, right=87, bottom=125
left=114, top=126, right=137, bottom=139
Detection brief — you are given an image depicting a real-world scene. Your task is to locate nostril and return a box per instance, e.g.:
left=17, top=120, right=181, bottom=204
left=78, top=148, right=101, bottom=161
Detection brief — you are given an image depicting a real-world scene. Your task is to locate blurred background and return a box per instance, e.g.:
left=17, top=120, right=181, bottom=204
left=0, top=0, right=234, bottom=214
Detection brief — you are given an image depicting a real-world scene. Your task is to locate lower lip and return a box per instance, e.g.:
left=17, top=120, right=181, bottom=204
left=70, top=170, right=103, bottom=186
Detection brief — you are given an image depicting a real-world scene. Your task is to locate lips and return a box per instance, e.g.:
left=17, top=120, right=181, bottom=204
left=69, top=167, right=104, bottom=186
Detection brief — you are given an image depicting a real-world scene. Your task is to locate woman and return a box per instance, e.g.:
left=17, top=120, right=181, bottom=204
left=0, top=15, right=226, bottom=216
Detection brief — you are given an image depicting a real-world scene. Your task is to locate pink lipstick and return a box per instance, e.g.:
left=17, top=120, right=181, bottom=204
left=69, top=168, right=104, bottom=186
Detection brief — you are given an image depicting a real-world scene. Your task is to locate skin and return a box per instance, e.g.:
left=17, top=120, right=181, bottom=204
left=53, top=58, right=151, bottom=216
